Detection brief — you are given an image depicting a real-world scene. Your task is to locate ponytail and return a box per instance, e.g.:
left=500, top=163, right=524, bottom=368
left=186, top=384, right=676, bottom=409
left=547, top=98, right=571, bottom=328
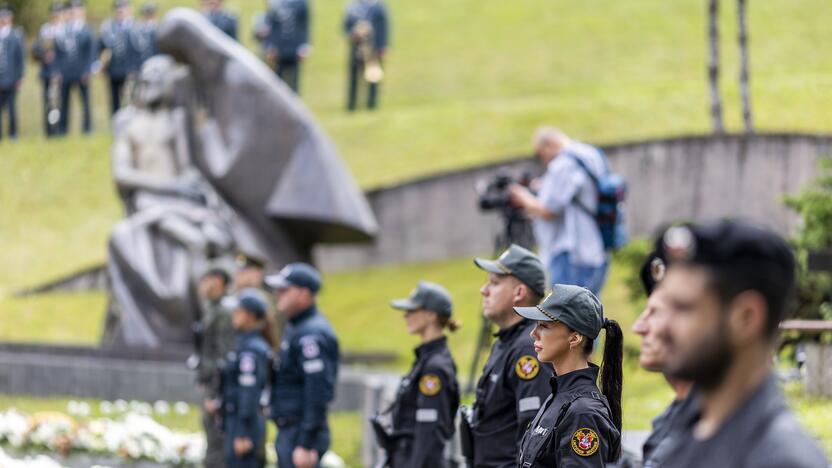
left=437, top=315, right=462, bottom=333
left=600, top=319, right=623, bottom=433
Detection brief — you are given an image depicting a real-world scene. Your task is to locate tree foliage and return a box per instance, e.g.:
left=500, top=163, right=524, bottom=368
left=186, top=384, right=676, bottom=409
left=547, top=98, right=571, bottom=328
left=784, top=158, right=832, bottom=322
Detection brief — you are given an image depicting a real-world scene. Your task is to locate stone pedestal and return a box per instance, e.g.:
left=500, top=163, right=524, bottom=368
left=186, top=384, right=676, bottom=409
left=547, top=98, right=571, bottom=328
left=805, top=342, right=832, bottom=397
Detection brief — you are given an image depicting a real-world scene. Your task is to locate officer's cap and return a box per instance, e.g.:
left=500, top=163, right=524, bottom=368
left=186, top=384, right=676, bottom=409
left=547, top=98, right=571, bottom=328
left=230, top=288, right=268, bottom=319
left=68, top=0, right=85, bottom=8
left=639, top=251, right=666, bottom=297
left=391, top=281, right=453, bottom=316
left=235, top=252, right=266, bottom=270
left=0, top=4, right=12, bottom=16
left=113, top=0, right=130, bottom=9
left=655, top=220, right=795, bottom=283
left=264, top=263, right=322, bottom=294
left=50, top=2, right=66, bottom=13
left=474, top=244, right=546, bottom=297
left=141, top=2, right=157, bottom=15
left=514, top=284, right=604, bottom=339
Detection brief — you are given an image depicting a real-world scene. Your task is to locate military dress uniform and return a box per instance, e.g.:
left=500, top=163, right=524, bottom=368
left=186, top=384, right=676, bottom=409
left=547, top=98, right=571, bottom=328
left=56, top=14, right=95, bottom=134
left=206, top=8, right=238, bottom=40
left=264, top=0, right=309, bottom=93
left=468, top=245, right=553, bottom=468
left=32, top=10, right=63, bottom=136
left=269, top=301, right=339, bottom=468
left=199, top=294, right=237, bottom=468
left=517, top=365, right=619, bottom=468
left=99, top=15, right=138, bottom=114
left=343, top=0, right=388, bottom=110
left=0, top=13, right=24, bottom=141
left=132, top=16, right=158, bottom=65
left=222, top=329, right=272, bottom=468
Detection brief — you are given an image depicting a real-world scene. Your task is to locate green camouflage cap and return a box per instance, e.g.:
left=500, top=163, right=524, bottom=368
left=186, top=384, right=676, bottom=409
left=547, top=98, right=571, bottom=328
left=390, top=281, right=453, bottom=316
left=514, top=284, right=604, bottom=339
left=474, top=244, right=546, bottom=297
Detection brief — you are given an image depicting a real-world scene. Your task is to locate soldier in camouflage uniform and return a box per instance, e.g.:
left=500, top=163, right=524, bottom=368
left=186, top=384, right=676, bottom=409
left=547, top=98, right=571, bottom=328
left=197, top=266, right=237, bottom=468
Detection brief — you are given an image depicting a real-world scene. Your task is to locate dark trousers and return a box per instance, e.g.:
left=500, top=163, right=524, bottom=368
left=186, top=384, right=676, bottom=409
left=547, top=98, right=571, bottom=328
left=347, top=56, right=380, bottom=111
left=202, top=405, right=226, bottom=468
left=0, top=87, right=18, bottom=140
left=108, top=76, right=127, bottom=115
left=275, top=423, right=329, bottom=468
left=224, top=416, right=265, bottom=468
left=60, top=79, right=92, bottom=135
left=277, top=58, right=301, bottom=94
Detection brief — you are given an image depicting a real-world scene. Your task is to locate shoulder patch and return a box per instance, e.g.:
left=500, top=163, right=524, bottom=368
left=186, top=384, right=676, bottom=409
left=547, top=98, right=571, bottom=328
left=571, top=428, right=600, bottom=457
left=418, top=374, right=442, bottom=396
left=515, top=355, right=540, bottom=380
left=301, top=338, right=320, bottom=358
left=239, top=353, right=255, bottom=373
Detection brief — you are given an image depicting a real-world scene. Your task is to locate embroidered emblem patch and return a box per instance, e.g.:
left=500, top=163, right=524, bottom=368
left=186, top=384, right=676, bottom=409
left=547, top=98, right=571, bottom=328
left=515, top=355, right=540, bottom=380
left=571, top=428, right=600, bottom=457
left=419, top=374, right=442, bottom=396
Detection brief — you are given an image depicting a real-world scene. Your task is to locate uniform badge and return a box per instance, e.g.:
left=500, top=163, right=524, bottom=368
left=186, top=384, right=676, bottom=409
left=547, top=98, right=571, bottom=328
left=515, top=356, right=540, bottom=380
left=301, top=337, right=320, bottom=358
left=571, top=428, right=600, bottom=457
left=239, top=354, right=255, bottom=373
left=418, top=374, right=442, bottom=396
left=663, top=226, right=696, bottom=261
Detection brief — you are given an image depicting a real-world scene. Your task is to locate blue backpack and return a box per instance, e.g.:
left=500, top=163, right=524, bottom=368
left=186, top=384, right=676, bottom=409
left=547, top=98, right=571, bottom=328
left=567, top=151, right=629, bottom=251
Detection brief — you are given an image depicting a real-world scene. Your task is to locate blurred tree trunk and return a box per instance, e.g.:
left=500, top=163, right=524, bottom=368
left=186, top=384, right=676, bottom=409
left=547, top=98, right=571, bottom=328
left=737, top=0, right=754, bottom=133
left=707, top=0, right=724, bottom=133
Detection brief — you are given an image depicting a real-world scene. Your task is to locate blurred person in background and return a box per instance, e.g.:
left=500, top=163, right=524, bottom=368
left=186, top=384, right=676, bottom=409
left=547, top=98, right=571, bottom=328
left=509, top=127, right=608, bottom=295
left=0, top=4, right=24, bottom=141
left=56, top=0, right=95, bottom=135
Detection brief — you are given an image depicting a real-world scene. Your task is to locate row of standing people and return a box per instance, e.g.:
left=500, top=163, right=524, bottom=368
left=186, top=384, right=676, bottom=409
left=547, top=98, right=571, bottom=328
left=0, top=0, right=391, bottom=141
left=380, top=219, right=831, bottom=468
left=195, top=256, right=339, bottom=468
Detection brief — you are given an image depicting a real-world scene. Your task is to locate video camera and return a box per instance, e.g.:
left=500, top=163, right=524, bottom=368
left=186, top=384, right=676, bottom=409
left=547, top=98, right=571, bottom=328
left=477, top=168, right=535, bottom=213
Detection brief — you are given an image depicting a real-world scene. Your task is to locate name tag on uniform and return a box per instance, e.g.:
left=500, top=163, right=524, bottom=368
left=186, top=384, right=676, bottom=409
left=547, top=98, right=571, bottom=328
left=415, top=409, right=438, bottom=422
left=519, top=396, right=541, bottom=412
left=303, top=359, right=324, bottom=373
left=239, top=374, right=256, bottom=387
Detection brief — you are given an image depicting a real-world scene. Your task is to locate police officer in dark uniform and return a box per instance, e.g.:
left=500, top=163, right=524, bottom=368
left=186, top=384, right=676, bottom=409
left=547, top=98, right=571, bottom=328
left=0, top=4, right=24, bottom=141
left=265, top=263, right=339, bottom=468
left=378, top=281, right=460, bottom=467
left=32, top=2, right=65, bottom=137
left=197, top=266, right=237, bottom=468
left=514, top=284, right=623, bottom=467
left=263, top=0, right=310, bottom=93
left=56, top=0, right=95, bottom=135
left=221, top=289, right=273, bottom=468
left=641, top=220, right=829, bottom=468
left=630, top=251, right=692, bottom=468
left=133, top=3, right=159, bottom=65
left=461, top=244, right=553, bottom=468
left=202, top=0, right=238, bottom=40
left=343, top=0, right=388, bottom=111
left=99, top=0, right=139, bottom=115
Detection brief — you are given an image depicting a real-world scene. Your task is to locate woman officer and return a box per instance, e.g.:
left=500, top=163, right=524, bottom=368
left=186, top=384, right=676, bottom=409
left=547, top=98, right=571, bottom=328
left=514, top=284, right=623, bottom=467
left=381, top=281, right=461, bottom=467
left=222, top=288, right=272, bottom=468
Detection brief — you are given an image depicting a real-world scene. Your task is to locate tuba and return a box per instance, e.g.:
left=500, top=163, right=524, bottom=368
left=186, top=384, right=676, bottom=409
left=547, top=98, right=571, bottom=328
left=352, top=20, right=383, bottom=84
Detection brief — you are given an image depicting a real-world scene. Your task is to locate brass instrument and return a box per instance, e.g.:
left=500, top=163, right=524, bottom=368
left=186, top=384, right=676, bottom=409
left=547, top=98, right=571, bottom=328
left=353, top=20, right=383, bottom=84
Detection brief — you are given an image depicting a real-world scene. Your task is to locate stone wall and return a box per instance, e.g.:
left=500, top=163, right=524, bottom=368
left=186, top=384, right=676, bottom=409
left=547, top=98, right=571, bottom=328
left=316, top=133, right=832, bottom=271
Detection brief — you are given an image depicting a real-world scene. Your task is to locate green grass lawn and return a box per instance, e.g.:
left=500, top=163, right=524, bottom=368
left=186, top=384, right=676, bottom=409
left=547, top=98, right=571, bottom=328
left=4, top=0, right=832, bottom=289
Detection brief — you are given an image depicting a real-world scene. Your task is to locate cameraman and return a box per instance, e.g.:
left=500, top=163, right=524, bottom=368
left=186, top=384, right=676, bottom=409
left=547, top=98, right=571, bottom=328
left=509, top=127, right=608, bottom=295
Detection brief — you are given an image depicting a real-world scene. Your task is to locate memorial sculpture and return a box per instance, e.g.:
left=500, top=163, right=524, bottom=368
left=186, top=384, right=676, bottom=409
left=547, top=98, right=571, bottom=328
left=103, top=8, right=378, bottom=348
